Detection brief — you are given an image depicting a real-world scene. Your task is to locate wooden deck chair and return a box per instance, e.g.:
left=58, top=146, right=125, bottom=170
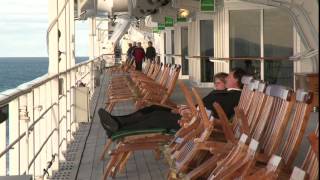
left=278, top=90, right=314, bottom=168
left=239, top=89, right=315, bottom=179
left=108, top=60, right=153, bottom=88
left=286, top=130, right=319, bottom=180
left=140, top=65, right=181, bottom=108
left=183, top=83, right=288, bottom=179
left=232, top=79, right=263, bottom=136
left=251, top=85, right=294, bottom=157
left=100, top=80, right=197, bottom=161
left=100, top=82, right=200, bottom=179
left=108, top=62, right=159, bottom=95
left=169, top=87, right=235, bottom=176
left=207, top=134, right=259, bottom=180
left=168, top=81, right=264, bottom=179
left=300, top=130, right=319, bottom=179
left=290, top=167, right=308, bottom=180
left=243, top=155, right=283, bottom=180
left=100, top=84, right=199, bottom=179
left=167, top=80, right=199, bottom=149
left=106, top=64, right=171, bottom=112
left=107, top=58, right=134, bottom=75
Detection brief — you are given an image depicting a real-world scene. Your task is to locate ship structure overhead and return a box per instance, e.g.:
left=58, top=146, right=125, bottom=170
left=0, top=0, right=318, bottom=179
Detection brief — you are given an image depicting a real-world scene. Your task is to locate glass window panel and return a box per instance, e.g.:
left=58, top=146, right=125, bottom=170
left=229, top=10, right=261, bottom=78
left=164, top=32, right=166, bottom=64
left=181, top=27, right=189, bottom=75
left=171, top=30, right=175, bottom=64
left=264, top=9, right=293, bottom=87
left=200, top=20, right=214, bottom=82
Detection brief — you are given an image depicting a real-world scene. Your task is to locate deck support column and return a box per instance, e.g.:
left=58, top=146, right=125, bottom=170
left=48, top=0, right=60, bottom=172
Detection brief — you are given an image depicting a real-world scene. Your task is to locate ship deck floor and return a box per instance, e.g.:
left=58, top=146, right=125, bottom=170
left=51, top=70, right=318, bottom=180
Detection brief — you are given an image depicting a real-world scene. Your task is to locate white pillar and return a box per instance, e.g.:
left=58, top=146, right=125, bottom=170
left=48, top=0, right=60, bottom=171
left=89, top=17, right=97, bottom=60
left=8, top=99, right=20, bottom=175
left=0, top=108, right=7, bottom=175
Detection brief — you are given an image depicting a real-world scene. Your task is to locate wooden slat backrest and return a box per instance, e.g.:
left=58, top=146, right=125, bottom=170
left=150, top=62, right=162, bottom=80
left=192, top=87, right=211, bottom=128
left=302, top=129, right=319, bottom=180
left=237, top=76, right=254, bottom=111
left=232, top=80, right=262, bottom=137
left=142, top=59, right=151, bottom=74
left=146, top=61, right=155, bottom=77
left=251, top=85, right=293, bottom=146
left=290, top=167, right=307, bottom=180
left=160, top=65, right=181, bottom=104
left=213, top=102, right=237, bottom=143
left=245, top=155, right=283, bottom=180
left=158, top=64, right=171, bottom=86
left=259, top=85, right=294, bottom=157
left=248, top=82, right=267, bottom=136
left=169, top=81, right=199, bottom=145
left=177, top=80, right=197, bottom=115
left=208, top=134, right=258, bottom=180
left=279, top=89, right=314, bottom=167
left=173, top=88, right=215, bottom=172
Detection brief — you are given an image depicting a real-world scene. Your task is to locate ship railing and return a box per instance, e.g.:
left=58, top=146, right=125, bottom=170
left=0, top=55, right=112, bottom=179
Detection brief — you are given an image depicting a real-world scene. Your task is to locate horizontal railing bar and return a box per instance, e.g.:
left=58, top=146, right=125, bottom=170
left=0, top=102, right=57, bottom=158
left=59, top=116, right=66, bottom=125
left=186, top=56, right=291, bottom=61
left=0, top=132, right=26, bottom=158
left=29, top=103, right=57, bottom=131
left=59, top=138, right=66, bottom=148
left=0, top=56, right=104, bottom=107
left=28, top=128, right=57, bottom=170
left=79, top=72, right=90, bottom=80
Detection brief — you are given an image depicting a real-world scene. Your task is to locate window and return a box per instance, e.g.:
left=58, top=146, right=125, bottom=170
left=200, top=20, right=214, bottom=82
left=229, top=9, right=294, bottom=87
left=181, top=27, right=189, bottom=75
left=164, top=32, right=166, bottom=64
left=229, top=10, right=261, bottom=78
left=171, top=30, right=175, bottom=64
left=264, top=9, right=293, bottom=87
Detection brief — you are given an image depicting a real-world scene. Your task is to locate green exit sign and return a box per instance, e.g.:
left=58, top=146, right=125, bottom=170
left=158, top=23, right=165, bottom=30
left=153, top=27, right=159, bottom=33
left=165, top=16, right=174, bottom=27
left=201, top=0, right=215, bottom=12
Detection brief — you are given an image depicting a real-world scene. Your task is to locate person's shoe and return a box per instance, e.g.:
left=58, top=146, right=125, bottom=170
left=98, top=108, right=119, bottom=137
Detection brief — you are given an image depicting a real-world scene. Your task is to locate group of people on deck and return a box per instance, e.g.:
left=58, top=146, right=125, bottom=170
left=126, top=41, right=157, bottom=71
left=98, top=67, right=246, bottom=138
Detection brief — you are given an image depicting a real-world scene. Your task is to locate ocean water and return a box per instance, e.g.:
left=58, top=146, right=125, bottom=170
left=0, top=57, right=88, bottom=92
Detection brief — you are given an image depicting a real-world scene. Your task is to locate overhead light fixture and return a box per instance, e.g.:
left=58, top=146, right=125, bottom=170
left=178, top=9, right=190, bottom=18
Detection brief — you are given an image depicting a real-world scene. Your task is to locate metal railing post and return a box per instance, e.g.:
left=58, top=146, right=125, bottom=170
left=8, top=98, right=20, bottom=175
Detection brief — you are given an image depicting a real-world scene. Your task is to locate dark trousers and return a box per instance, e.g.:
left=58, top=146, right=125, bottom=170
left=135, top=60, right=143, bottom=71
left=113, top=105, right=181, bottom=131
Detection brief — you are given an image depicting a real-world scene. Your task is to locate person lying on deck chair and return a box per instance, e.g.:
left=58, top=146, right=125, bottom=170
left=98, top=68, right=246, bottom=137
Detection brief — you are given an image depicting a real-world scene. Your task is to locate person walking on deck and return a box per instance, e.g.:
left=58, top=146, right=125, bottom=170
left=126, top=43, right=134, bottom=60
left=145, top=41, right=156, bottom=62
left=132, top=42, right=145, bottom=71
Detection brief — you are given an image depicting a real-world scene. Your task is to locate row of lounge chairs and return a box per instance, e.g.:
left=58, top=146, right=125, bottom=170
left=100, top=60, right=318, bottom=180
left=105, top=59, right=181, bottom=112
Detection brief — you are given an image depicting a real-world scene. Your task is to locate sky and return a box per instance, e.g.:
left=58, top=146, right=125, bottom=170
left=0, top=0, right=89, bottom=57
